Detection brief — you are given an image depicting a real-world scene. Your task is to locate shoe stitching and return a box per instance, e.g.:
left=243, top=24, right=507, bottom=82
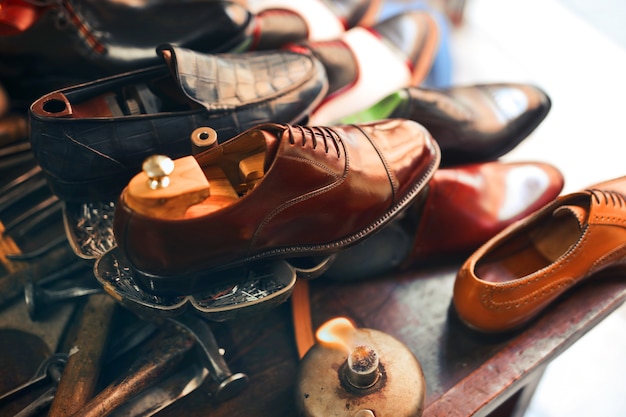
left=478, top=232, right=583, bottom=310
left=480, top=242, right=626, bottom=312
left=249, top=126, right=346, bottom=249
left=480, top=278, right=576, bottom=311
left=243, top=125, right=438, bottom=261
left=480, top=193, right=626, bottom=311
left=351, top=124, right=399, bottom=201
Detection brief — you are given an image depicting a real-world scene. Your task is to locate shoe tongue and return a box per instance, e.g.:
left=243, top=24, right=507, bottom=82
left=552, top=204, right=588, bottom=230
left=259, top=129, right=281, bottom=171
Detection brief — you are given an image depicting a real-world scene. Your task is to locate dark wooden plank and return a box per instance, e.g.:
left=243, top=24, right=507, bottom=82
left=155, top=263, right=626, bottom=417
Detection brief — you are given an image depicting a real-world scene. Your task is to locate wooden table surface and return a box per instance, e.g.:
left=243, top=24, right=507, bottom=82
left=155, top=262, right=626, bottom=417
left=1, top=159, right=626, bottom=417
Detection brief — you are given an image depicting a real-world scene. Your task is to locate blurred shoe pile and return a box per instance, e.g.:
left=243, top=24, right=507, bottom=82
left=0, top=0, right=623, bottom=382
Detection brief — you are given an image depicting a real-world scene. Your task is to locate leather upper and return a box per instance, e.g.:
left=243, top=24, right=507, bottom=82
left=248, top=0, right=379, bottom=50
left=29, top=45, right=328, bottom=202
left=453, top=176, right=626, bottom=333
left=392, top=83, right=552, bottom=165
left=0, top=1, right=254, bottom=108
left=405, top=161, right=564, bottom=263
left=114, top=119, right=440, bottom=293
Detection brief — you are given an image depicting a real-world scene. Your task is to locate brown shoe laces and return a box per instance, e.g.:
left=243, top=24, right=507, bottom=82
left=287, top=125, right=342, bottom=158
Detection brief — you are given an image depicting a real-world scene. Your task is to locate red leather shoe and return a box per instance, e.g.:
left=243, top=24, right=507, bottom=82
left=248, top=0, right=382, bottom=49
left=453, top=175, right=626, bottom=333
left=403, top=160, right=564, bottom=263
left=288, top=10, right=440, bottom=125
left=323, top=161, right=564, bottom=280
left=113, top=119, right=440, bottom=294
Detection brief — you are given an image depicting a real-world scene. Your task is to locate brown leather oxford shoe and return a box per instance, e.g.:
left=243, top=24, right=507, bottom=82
left=113, top=119, right=440, bottom=294
left=453, top=175, right=626, bottom=333
left=323, top=160, right=564, bottom=280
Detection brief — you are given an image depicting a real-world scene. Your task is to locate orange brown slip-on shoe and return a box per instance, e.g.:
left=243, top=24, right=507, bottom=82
left=113, top=119, right=440, bottom=295
left=453, top=175, right=626, bottom=333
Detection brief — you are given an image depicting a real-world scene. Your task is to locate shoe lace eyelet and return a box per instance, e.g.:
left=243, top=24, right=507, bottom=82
left=287, top=125, right=341, bottom=158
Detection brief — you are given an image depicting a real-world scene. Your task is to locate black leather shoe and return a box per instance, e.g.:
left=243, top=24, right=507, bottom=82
left=340, top=83, right=552, bottom=165
left=287, top=10, right=441, bottom=125
left=246, top=0, right=382, bottom=50
left=0, top=0, right=254, bottom=108
left=29, top=44, right=328, bottom=203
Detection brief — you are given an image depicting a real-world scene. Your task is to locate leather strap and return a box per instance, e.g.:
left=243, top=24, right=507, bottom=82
left=291, top=279, right=315, bottom=359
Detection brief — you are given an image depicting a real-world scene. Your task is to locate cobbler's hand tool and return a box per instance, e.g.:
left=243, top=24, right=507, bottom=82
left=2, top=195, right=62, bottom=239
left=0, top=140, right=30, bottom=158
left=0, top=114, right=28, bottom=147
left=67, top=323, right=196, bottom=417
left=0, top=140, right=33, bottom=169
left=7, top=354, right=67, bottom=417
left=6, top=234, right=67, bottom=261
left=0, top=353, right=67, bottom=404
left=48, top=292, right=117, bottom=417
left=24, top=277, right=103, bottom=321
left=2, top=317, right=158, bottom=417
left=22, top=259, right=100, bottom=320
left=0, top=241, right=77, bottom=307
left=0, top=166, right=44, bottom=214
left=169, top=314, right=248, bottom=402
left=109, top=358, right=208, bottom=417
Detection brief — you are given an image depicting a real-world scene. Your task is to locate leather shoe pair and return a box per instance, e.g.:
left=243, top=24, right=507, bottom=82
left=0, top=1, right=255, bottom=108
left=323, top=160, right=564, bottom=280
left=340, top=83, right=552, bottom=166
left=29, top=44, right=328, bottom=203
left=113, top=119, right=440, bottom=294
left=247, top=0, right=381, bottom=50
left=288, top=10, right=441, bottom=125
left=453, top=175, right=626, bottom=333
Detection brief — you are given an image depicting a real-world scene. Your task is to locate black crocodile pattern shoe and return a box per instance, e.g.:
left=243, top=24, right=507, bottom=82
left=29, top=44, right=328, bottom=203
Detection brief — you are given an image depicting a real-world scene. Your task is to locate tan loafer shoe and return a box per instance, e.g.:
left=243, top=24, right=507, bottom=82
left=453, top=175, right=626, bottom=333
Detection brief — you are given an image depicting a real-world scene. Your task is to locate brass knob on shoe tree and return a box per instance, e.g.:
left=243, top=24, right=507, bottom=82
left=143, top=155, right=175, bottom=190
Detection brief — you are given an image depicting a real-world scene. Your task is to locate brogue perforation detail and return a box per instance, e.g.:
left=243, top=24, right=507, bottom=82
left=588, top=189, right=626, bottom=227
left=478, top=229, right=591, bottom=311
left=589, top=243, right=626, bottom=272
left=481, top=278, right=576, bottom=311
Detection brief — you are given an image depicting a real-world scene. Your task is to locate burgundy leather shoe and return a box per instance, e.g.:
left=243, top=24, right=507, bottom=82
left=113, top=119, right=440, bottom=294
left=288, top=10, right=440, bottom=125
left=247, top=0, right=382, bottom=50
left=340, top=83, right=552, bottom=166
left=454, top=175, right=626, bottom=333
left=323, top=161, right=564, bottom=280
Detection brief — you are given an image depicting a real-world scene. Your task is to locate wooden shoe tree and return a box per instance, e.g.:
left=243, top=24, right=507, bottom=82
left=124, top=149, right=266, bottom=220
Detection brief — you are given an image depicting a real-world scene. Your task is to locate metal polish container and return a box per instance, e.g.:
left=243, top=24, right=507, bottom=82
left=295, top=318, right=426, bottom=417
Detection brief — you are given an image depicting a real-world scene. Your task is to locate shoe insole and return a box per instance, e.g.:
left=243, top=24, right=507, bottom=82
left=475, top=211, right=581, bottom=283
